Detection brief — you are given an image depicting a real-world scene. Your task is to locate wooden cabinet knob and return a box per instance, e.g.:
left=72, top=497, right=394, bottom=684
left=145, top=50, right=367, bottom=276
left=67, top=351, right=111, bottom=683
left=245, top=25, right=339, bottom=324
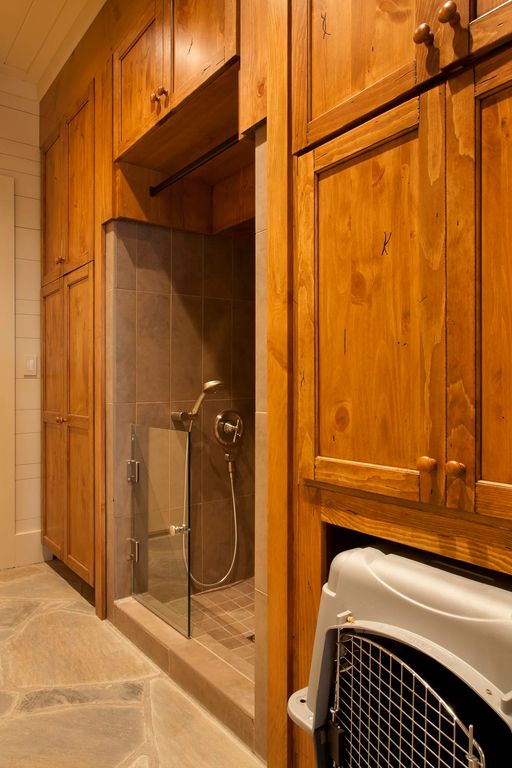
left=156, top=86, right=168, bottom=98
left=150, top=91, right=160, bottom=103
left=445, top=460, right=466, bottom=477
left=62, top=417, right=69, bottom=423
left=56, top=416, right=63, bottom=423
left=438, top=1, right=460, bottom=24
left=416, top=456, right=437, bottom=472
left=413, top=23, right=434, bottom=46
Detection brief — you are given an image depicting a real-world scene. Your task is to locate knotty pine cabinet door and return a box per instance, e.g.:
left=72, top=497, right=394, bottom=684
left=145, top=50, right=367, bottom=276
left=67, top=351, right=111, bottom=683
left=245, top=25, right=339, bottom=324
left=446, top=46, right=512, bottom=520
left=171, top=0, right=238, bottom=103
left=296, top=87, right=448, bottom=505
left=41, top=130, right=67, bottom=285
left=41, top=264, right=95, bottom=585
left=41, top=83, right=94, bottom=285
left=65, top=82, right=95, bottom=275
left=42, top=279, right=66, bottom=558
left=292, top=0, right=470, bottom=151
left=113, top=0, right=168, bottom=157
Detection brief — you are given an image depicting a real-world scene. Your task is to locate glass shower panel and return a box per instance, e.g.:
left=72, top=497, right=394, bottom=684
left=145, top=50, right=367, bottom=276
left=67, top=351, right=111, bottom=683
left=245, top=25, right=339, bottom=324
left=131, top=424, right=191, bottom=637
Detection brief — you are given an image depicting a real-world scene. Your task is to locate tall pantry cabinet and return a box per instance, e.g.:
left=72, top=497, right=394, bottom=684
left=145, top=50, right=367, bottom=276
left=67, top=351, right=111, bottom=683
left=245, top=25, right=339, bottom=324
left=292, top=2, right=512, bottom=765
left=41, top=83, right=95, bottom=586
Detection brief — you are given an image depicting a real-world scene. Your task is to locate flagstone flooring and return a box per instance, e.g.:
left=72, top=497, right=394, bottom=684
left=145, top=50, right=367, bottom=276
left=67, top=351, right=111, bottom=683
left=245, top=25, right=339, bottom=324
left=0, top=562, right=264, bottom=768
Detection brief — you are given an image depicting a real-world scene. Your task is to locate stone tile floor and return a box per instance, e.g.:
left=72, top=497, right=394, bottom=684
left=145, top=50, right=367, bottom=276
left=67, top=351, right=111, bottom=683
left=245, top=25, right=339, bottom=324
left=0, top=562, right=264, bottom=768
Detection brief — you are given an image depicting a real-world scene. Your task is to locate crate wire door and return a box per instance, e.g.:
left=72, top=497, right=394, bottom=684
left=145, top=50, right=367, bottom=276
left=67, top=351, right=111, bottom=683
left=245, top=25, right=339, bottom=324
left=330, top=631, right=485, bottom=768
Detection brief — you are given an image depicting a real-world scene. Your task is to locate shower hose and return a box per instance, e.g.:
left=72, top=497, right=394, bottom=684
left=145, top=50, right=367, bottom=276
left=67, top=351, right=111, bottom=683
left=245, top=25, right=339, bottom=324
left=181, top=426, right=238, bottom=589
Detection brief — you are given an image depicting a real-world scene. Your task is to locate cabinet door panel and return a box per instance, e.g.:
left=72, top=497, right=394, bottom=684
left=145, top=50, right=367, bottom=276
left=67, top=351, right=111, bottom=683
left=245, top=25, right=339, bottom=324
left=67, top=426, right=94, bottom=583
left=64, top=264, right=94, bottom=585
left=113, top=0, right=165, bottom=157
left=42, top=132, right=66, bottom=285
left=174, top=0, right=225, bottom=92
left=299, top=91, right=447, bottom=503
left=66, top=84, right=94, bottom=272
left=42, top=279, right=66, bottom=557
left=293, top=0, right=469, bottom=150
left=42, top=422, right=66, bottom=557
left=476, top=63, right=512, bottom=520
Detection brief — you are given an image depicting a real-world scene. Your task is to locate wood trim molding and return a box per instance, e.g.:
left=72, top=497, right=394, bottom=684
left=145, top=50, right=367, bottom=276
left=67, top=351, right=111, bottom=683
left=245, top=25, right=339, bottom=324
left=0, top=175, right=16, bottom=570
left=267, top=0, right=292, bottom=765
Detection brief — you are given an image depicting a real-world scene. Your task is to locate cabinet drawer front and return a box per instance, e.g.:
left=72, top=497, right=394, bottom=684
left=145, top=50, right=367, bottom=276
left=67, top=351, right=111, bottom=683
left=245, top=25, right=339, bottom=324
left=297, top=92, right=447, bottom=504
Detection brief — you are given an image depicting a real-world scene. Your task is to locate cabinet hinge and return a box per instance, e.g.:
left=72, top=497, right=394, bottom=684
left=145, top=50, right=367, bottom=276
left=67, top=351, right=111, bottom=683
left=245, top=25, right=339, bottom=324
left=128, top=537, right=139, bottom=563
left=126, top=459, right=140, bottom=484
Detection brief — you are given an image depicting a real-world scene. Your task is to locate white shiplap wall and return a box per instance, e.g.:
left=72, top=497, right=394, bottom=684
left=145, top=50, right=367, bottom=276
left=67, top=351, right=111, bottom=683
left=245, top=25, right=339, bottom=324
left=0, top=73, right=46, bottom=565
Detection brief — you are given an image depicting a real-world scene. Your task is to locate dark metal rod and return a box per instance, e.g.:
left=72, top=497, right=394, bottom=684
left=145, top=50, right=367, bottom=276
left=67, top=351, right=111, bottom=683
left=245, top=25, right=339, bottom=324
left=149, top=134, right=240, bottom=197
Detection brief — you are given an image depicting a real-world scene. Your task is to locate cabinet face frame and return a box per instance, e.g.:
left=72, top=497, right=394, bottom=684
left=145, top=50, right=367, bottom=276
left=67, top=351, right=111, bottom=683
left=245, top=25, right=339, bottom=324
left=291, top=0, right=470, bottom=152
left=113, top=0, right=167, bottom=158
left=296, top=90, right=448, bottom=505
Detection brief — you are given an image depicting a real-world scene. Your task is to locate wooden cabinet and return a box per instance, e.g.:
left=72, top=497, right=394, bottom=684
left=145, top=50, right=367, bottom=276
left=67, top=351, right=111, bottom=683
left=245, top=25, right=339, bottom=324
left=42, top=264, right=95, bottom=586
left=296, top=44, right=512, bottom=524
left=42, top=83, right=95, bottom=285
left=292, top=0, right=470, bottom=150
left=113, top=0, right=167, bottom=157
left=113, top=0, right=238, bottom=158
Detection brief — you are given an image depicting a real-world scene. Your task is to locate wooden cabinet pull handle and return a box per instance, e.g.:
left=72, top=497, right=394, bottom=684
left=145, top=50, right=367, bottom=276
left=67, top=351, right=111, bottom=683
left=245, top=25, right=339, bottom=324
left=438, top=1, right=460, bottom=25
left=56, top=416, right=63, bottom=423
left=416, top=456, right=437, bottom=472
left=445, top=460, right=466, bottom=477
left=413, top=23, right=434, bottom=46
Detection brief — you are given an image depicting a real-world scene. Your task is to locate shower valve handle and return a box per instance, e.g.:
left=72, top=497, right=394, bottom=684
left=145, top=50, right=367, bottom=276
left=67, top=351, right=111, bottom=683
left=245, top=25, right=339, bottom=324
left=169, top=524, right=188, bottom=536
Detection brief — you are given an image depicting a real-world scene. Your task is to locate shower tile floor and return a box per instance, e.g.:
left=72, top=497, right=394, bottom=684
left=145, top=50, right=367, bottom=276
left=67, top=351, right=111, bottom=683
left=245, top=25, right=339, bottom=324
left=139, top=579, right=256, bottom=683
left=136, top=536, right=256, bottom=683
left=0, top=561, right=262, bottom=768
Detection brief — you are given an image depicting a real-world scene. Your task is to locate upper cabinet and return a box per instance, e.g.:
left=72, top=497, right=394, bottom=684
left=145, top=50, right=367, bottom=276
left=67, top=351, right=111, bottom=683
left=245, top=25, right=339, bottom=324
left=42, top=82, right=95, bottom=286
left=113, top=0, right=238, bottom=159
left=113, top=0, right=167, bottom=157
left=172, top=0, right=238, bottom=101
left=292, top=0, right=470, bottom=150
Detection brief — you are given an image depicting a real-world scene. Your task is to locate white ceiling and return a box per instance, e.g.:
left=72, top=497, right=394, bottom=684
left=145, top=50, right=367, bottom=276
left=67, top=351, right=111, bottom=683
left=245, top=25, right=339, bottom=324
left=0, top=0, right=107, bottom=98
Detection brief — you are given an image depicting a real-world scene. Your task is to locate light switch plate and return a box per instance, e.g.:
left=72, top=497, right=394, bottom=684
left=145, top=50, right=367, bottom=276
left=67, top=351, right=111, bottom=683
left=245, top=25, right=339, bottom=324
left=24, top=355, right=37, bottom=377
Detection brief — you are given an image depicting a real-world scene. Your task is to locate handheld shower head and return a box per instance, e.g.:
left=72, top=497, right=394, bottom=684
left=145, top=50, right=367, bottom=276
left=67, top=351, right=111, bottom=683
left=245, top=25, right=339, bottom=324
left=190, top=379, right=224, bottom=416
